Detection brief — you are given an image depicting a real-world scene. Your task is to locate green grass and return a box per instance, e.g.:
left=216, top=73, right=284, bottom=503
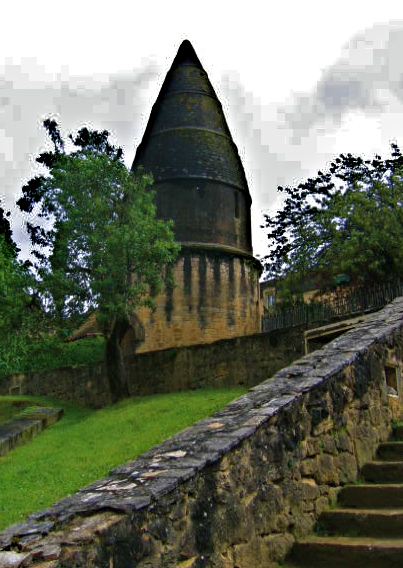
left=0, top=397, right=47, bottom=423
left=0, top=387, right=246, bottom=530
left=0, top=336, right=105, bottom=378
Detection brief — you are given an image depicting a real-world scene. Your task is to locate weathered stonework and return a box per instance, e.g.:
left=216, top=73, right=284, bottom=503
left=0, top=326, right=305, bottom=406
left=134, top=251, right=261, bottom=354
left=126, top=325, right=303, bottom=396
left=1, top=298, right=403, bottom=567
left=130, top=40, right=262, bottom=353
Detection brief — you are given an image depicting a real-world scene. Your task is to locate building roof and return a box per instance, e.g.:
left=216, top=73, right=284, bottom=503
left=132, top=40, right=250, bottom=195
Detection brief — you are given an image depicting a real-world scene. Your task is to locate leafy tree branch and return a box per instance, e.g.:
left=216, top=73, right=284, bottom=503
left=262, top=143, right=403, bottom=298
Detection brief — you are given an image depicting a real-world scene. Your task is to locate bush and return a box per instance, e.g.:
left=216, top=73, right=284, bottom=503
left=0, top=335, right=105, bottom=377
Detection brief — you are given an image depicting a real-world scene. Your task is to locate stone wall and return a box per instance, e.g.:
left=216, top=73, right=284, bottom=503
left=127, top=327, right=304, bottom=396
left=0, top=327, right=305, bottom=407
left=1, top=299, right=403, bottom=567
left=1, top=362, right=111, bottom=408
left=134, top=250, right=261, bottom=354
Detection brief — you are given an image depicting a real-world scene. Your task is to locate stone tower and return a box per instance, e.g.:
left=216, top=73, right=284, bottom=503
left=132, top=40, right=262, bottom=353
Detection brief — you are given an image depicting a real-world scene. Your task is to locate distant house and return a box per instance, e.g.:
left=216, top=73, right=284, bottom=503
left=67, top=312, right=101, bottom=341
left=260, top=272, right=352, bottom=312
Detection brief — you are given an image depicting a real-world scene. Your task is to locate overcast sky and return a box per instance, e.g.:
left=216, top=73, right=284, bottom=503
left=2, top=1, right=403, bottom=258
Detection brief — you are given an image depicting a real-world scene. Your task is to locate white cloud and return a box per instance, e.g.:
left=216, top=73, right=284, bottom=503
left=1, top=7, right=403, bottom=259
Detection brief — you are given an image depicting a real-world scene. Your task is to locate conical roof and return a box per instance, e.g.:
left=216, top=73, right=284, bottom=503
left=132, top=40, right=250, bottom=194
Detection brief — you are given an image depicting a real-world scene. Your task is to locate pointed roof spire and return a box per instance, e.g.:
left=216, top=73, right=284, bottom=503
left=132, top=40, right=250, bottom=195
left=171, top=39, right=203, bottom=68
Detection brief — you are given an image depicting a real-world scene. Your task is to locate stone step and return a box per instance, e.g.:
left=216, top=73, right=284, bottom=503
left=289, top=536, right=403, bottom=568
left=0, top=407, right=63, bottom=457
left=319, top=508, right=403, bottom=538
left=361, top=461, right=403, bottom=483
left=282, top=431, right=403, bottom=567
left=338, top=484, right=403, bottom=508
left=377, top=441, right=403, bottom=460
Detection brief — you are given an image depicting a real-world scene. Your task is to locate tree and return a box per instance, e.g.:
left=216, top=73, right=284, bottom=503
left=262, top=143, right=403, bottom=298
left=20, top=121, right=179, bottom=401
left=0, top=205, right=18, bottom=258
left=0, top=203, right=38, bottom=376
left=0, top=232, right=42, bottom=376
left=17, top=119, right=123, bottom=268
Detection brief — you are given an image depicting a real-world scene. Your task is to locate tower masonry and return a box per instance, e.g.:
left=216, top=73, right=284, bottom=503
left=131, top=40, right=262, bottom=353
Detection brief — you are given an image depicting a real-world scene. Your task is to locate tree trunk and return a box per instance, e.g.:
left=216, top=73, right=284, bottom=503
left=105, top=315, right=131, bottom=403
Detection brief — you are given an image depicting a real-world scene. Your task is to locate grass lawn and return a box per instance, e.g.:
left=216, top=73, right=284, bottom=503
left=0, top=387, right=247, bottom=530
left=0, top=397, right=45, bottom=423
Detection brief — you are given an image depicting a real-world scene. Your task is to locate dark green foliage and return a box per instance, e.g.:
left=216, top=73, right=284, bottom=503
left=0, top=235, right=43, bottom=377
left=68, top=125, right=123, bottom=160
left=0, top=203, right=49, bottom=377
left=18, top=119, right=180, bottom=400
left=263, top=143, right=403, bottom=297
left=0, top=206, right=18, bottom=258
left=0, top=336, right=104, bottom=378
left=0, top=398, right=48, bottom=423
left=17, top=120, right=125, bottom=265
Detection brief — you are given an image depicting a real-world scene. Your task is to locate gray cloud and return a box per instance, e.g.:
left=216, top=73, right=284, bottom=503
left=219, top=71, right=307, bottom=210
left=218, top=22, right=403, bottom=209
left=216, top=22, right=403, bottom=256
left=279, top=21, right=403, bottom=143
left=0, top=58, right=161, bottom=255
left=3, top=21, right=403, bottom=258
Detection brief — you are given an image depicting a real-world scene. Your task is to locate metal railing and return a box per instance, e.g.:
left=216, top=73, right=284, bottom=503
left=261, top=280, right=403, bottom=332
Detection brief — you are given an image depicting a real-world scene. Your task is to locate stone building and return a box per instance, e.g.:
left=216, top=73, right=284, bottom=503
left=69, top=40, right=263, bottom=353
left=130, top=40, right=262, bottom=353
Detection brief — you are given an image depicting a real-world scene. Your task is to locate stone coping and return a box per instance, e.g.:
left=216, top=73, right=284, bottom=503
left=0, top=298, right=402, bottom=564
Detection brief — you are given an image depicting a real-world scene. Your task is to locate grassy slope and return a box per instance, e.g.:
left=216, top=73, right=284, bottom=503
left=0, top=398, right=45, bottom=423
left=0, top=388, right=246, bottom=530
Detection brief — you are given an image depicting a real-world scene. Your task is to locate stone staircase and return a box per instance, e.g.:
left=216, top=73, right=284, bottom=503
left=284, top=425, right=403, bottom=568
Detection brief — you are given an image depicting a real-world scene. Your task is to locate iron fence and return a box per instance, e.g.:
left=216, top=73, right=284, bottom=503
left=261, top=280, right=403, bottom=332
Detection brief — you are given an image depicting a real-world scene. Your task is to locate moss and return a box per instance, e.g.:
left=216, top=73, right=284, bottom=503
left=164, top=280, right=174, bottom=323
left=198, top=253, right=207, bottom=328
left=183, top=252, right=192, bottom=300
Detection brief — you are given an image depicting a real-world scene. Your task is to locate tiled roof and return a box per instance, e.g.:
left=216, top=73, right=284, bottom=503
left=132, top=40, right=249, bottom=194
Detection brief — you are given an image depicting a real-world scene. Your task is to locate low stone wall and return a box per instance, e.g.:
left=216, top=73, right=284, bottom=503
left=0, top=327, right=305, bottom=407
left=127, top=327, right=304, bottom=396
left=0, top=362, right=110, bottom=408
left=1, top=299, right=403, bottom=567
